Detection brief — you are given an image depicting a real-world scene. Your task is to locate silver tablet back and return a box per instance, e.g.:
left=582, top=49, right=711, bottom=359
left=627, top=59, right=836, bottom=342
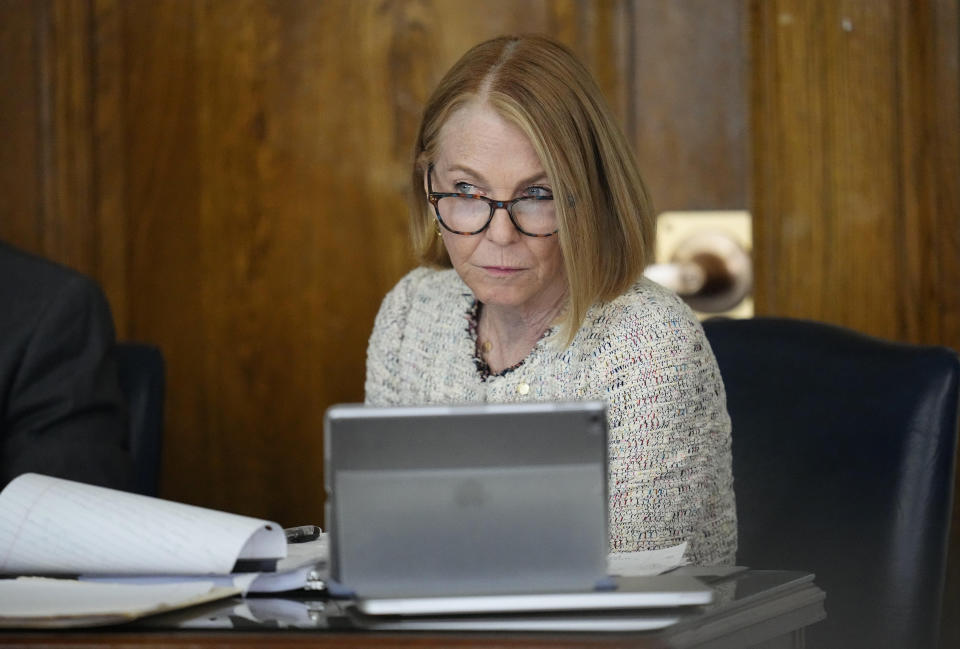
left=324, top=401, right=608, bottom=598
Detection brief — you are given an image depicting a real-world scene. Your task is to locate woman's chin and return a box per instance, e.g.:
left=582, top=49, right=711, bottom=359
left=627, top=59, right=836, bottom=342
left=469, top=285, right=529, bottom=308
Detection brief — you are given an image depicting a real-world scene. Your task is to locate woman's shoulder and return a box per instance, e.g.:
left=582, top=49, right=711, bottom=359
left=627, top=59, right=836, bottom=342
left=596, top=277, right=699, bottom=328
left=376, top=266, right=465, bottom=319
left=578, top=277, right=708, bottom=353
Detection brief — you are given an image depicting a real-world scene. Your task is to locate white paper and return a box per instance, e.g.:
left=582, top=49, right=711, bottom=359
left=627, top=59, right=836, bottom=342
left=246, top=533, right=328, bottom=592
left=79, top=537, right=329, bottom=594
left=81, top=562, right=310, bottom=595
left=247, top=563, right=317, bottom=593
left=0, top=577, right=240, bottom=624
left=0, top=473, right=286, bottom=576
left=80, top=572, right=259, bottom=594
left=607, top=542, right=688, bottom=577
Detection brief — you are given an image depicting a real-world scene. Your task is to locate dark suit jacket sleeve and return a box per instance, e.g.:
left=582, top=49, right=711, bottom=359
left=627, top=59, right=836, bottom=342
left=1, top=274, right=133, bottom=490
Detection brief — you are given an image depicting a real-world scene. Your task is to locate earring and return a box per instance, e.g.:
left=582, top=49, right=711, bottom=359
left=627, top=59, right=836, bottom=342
left=435, top=223, right=443, bottom=238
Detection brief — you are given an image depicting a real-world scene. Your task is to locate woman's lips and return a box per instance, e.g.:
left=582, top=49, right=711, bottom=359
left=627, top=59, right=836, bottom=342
left=481, top=265, right=524, bottom=276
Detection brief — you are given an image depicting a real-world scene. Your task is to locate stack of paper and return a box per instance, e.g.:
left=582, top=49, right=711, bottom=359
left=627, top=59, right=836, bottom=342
left=0, top=473, right=322, bottom=627
left=0, top=578, right=242, bottom=628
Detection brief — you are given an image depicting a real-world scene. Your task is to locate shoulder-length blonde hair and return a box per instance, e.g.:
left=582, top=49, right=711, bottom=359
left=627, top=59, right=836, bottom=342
left=411, top=35, right=654, bottom=346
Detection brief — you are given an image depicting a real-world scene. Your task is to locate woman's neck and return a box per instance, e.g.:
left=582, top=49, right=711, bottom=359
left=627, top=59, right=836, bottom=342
left=477, top=288, right=567, bottom=373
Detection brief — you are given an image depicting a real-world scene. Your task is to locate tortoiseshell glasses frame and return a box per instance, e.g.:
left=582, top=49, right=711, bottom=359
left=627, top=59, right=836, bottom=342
left=426, top=164, right=558, bottom=237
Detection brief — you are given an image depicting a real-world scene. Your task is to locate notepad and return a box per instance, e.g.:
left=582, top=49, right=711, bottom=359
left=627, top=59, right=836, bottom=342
left=0, top=578, right=242, bottom=628
left=0, top=473, right=287, bottom=576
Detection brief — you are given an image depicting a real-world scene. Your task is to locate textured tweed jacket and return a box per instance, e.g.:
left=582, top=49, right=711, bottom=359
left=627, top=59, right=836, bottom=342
left=365, top=267, right=737, bottom=565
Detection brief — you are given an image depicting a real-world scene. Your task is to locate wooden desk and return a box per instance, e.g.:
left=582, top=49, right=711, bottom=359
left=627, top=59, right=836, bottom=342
left=1, top=571, right=824, bottom=649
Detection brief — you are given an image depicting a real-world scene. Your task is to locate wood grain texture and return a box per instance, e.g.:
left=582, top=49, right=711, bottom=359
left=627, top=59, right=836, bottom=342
left=751, top=0, right=825, bottom=319
left=1, top=0, right=100, bottom=273
left=896, top=2, right=960, bottom=645
left=0, top=0, right=129, bottom=331
left=119, top=0, right=207, bottom=511
left=823, top=1, right=900, bottom=335
left=752, top=4, right=960, bottom=644
left=91, top=0, right=128, bottom=335
left=38, top=0, right=98, bottom=275
left=897, top=0, right=960, bottom=349
left=0, top=0, right=43, bottom=250
left=3, top=0, right=957, bottom=558
left=112, top=0, right=636, bottom=524
left=0, top=0, right=636, bottom=524
left=631, top=0, right=749, bottom=211
left=751, top=0, right=959, bottom=350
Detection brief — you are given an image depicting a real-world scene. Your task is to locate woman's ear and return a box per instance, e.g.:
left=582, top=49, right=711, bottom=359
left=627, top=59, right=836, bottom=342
left=423, top=162, right=433, bottom=196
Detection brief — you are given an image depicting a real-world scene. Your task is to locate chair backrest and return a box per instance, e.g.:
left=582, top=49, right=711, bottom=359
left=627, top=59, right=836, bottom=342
left=114, top=343, right=165, bottom=497
left=702, top=317, right=960, bottom=649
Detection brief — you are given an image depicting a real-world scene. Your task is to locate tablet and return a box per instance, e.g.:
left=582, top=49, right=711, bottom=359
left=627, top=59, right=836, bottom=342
left=324, top=401, right=610, bottom=600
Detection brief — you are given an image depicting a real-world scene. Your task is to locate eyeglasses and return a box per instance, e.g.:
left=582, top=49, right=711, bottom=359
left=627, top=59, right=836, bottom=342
left=427, top=164, right=558, bottom=237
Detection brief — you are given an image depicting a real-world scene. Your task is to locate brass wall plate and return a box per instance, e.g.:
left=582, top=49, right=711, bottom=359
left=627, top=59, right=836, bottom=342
left=652, top=211, right=753, bottom=319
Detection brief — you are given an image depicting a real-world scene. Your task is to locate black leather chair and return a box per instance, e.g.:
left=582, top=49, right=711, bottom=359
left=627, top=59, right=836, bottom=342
left=702, top=317, right=959, bottom=649
left=114, top=343, right=165, bottom=497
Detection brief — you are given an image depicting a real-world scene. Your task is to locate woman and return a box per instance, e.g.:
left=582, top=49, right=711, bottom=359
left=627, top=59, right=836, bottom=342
left=365, top=35, right=736, bottom=565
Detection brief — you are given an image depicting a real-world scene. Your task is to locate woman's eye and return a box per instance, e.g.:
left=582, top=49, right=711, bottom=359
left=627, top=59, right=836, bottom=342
left=524, top=185, right=553, bottom=198
left=454, top=182, right=479, bottom=195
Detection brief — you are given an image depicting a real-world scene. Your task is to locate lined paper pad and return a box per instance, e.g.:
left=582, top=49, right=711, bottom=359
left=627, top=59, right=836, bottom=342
left=0, top=578, right=241, bottom=628
left=0, top=473, right=286, bottom=575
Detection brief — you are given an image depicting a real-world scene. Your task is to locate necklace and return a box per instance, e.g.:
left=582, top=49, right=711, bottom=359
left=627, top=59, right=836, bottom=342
left=467, top=299, right=553, bottom=382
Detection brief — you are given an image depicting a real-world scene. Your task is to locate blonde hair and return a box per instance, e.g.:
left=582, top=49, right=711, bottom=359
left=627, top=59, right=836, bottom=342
left=411, top=35, right=654, bottom=346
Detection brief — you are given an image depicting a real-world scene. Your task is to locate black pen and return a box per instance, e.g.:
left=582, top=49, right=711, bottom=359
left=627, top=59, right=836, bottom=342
left=284, top=524, right=322, bottom=543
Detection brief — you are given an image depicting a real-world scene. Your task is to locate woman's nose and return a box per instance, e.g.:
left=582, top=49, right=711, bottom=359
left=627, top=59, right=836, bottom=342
left=485, top=206, right=520, bottom=244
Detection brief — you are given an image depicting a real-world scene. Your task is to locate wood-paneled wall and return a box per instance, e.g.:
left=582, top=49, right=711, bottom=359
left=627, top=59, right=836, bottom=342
left=752, top=0, right=960, bottom=351
left=632, top=1, right=748, bottom=211
left=751, top=1, right=960, bottom=645
left=0, top=0, right=750, bottom=524
left=0, top=0, right=640, bottom=524
left=2, top=1, right=959, bottom=641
